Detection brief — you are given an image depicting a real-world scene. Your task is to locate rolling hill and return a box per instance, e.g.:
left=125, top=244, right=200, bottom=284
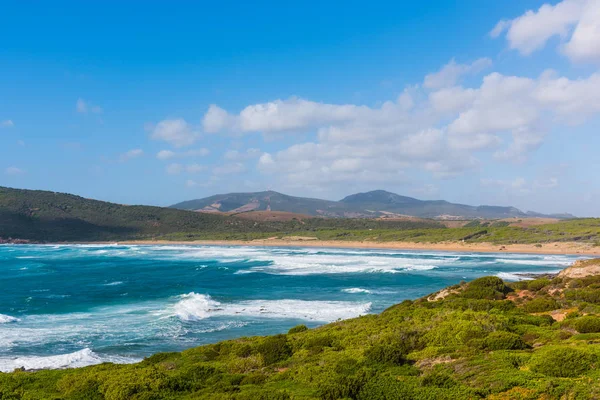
left=0, top=186, right=262, bottom=242
left=171, top=189, right=574, bottom=220
left=0, top=187, right=443, bottom=242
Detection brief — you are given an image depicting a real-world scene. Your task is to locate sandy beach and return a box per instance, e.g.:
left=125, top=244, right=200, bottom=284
left=115, top=239, right=600, bottom=256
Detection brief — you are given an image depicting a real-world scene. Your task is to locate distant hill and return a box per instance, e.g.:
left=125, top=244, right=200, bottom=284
left=171, top=189, right=574, bottom=220
left=0, top=186, right=262, bottom=242
left=0, top=187, right=443, bottom=242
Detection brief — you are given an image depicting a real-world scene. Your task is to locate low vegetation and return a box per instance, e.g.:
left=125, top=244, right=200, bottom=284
left=4, top=262, right=600, bottom=399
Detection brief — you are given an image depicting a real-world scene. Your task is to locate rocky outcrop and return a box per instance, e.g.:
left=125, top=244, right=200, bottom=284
left=558, top=259, right=600, bottom=279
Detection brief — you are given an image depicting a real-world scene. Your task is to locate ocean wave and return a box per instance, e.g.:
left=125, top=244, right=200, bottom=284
left=342, top=288, right=371, bottom=294
left=0, top=314, right=19, bottom=324
left=171, top=293, right=371, bottom=323
left=496, top=258, right=572, bottom=266
left=0, top=348, right=139, bottom=373
left=102, top=281, right=124, bottom=286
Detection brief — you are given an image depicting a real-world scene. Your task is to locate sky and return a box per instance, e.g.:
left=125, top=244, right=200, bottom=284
left=1, top=0, right=600, bottom=216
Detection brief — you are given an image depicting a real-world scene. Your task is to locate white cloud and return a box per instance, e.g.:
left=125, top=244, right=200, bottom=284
left=481, top=176, right=559, bottom=194
left=165, top=163, right=206, bottom=175
left=4, top=166, right=25, bottom=176
left=76, top=98, right=103, bottom=114
left=492, top=0, right=600, bottom=63
left=213, top=162, right=246, bottom=175
left=209, top=66, right=600, bottom=189
left=157, top=150, right=176, bottom=160
left=156, top=148, right=209, bottom=160
left=1, top=120, right=14, bottom=128
left=166, top=163, right=183, bottom=175
left=423, top=58, right=492, bottom=89
left=151, top=119, right=198, bottom=147
left=481, top=177, right=530, bottom=194
left=120, top=149, right=144, bottom=162
left=534, top=177, right=559, bottom=189
left=186, top=163, right=206, bottom=173
left=224, top=148, right=261, bottom=161
left=203, top=97, right=367, bottom=134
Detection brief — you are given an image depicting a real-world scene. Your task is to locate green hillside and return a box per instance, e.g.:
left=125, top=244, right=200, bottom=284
left=0, top=187, right=442, bottom=242
left=4, top=263, right=600, bottom=399
left=0, top=186, right=263, bottom=242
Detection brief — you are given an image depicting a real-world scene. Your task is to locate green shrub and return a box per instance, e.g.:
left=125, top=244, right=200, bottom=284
left=364, top=339, right=409, bottom=365
left=240, top=373, right=268, bottom=385
left=566, top=289, right=600, bottom=304
left=318, top=369, right=370, bottom=400
left=304, top=335, right=335, bottom=354
left=529, top=347, right=596, bottom=377
left=522, top=297, right=560, bottom=313
left=527, top=278, right=551, bottom=292
left=288, top=324, right=308, bottom=334
left=461, top=276, right=511, bottom=300
left=421, top=369, right=457, bottom=389
left=256, top=335, right=292, bottom=365
left=234, top=344, right=253, bottom=358
left=481, top=331, right=528, bottom=350
left=573, top=316, right=600, bottom=333
left=358, top=374, right=417, bottom=400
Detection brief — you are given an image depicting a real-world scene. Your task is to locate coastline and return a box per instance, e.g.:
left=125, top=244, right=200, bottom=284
left=112, top=239, right=600, bottom=256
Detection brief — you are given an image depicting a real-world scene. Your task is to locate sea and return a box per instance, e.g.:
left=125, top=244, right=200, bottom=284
left=0, top=244, right=585, bottom=372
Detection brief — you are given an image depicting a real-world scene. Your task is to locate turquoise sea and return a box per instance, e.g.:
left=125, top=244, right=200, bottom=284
left=0, top=244, right=583, bottom=372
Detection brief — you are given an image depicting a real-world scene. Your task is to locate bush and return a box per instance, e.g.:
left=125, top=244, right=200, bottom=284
left=573, top=316, right=600, bottom=333
left=234, top=344, right=253, bottom=358
left=288, top=324, right=308, bottom=334
left=566, top=289, right=600, bottom=304
left=522, top=297, right=560, bottom=313
left=481, top=331, right=528, bottom=350
left=364, top=339, right=409, bottom=365
left=318, top=369, right=370, bottom=400
left=304, top=335, right=335, bottom=354
left=529, top=347, right=595, bottom=377
left=461, top=276, right=511, bottom=300
left=256, top=335, right=292, bottom=365
left=421, top=369, right=457, bottom=389
left=527, top=278, right=551, bottom=292
left=358, top=374, right=417, bottom=400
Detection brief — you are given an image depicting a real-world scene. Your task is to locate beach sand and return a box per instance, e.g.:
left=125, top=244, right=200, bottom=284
left=115, top=238, right=600, bottom=256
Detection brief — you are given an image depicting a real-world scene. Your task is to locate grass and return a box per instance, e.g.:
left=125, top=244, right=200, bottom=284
left=159, top=218, right=600, bottom=246
left=4, top=266, right=600, bottom=399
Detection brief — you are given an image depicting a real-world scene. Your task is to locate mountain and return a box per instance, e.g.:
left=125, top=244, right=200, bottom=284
left=0, top=187, right=442, bottom=242
left=171, top=190, right=343, bottom=216
left=172, top=189, right=574, bottom=220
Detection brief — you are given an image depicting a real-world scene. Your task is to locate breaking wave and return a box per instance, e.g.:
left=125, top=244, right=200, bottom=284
left=0, top=348, right=139, bottom=373
left=0, top=314, right=19, bottom=324
left=171, top=293, right=371, bottom=323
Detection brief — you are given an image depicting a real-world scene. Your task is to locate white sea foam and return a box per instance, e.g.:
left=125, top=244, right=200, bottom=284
left=171, top=293, right=371, bottom=322
left=0, top=314, right=19, bottom=324
left=103, top=281, right=124, bottom=286
left=342, top=288, right=371, bottom=294
left=0, top=348, right=139, bottom=372
left=496, top=258, right=572, bottom=266
left=496, top=272, right=533, bottom=281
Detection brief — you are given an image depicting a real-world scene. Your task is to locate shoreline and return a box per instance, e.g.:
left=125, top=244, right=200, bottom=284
left=110, top=239, right=600, bottom=256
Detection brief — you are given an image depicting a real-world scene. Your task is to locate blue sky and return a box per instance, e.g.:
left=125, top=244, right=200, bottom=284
left=1, top=0, right=599, bottom=216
